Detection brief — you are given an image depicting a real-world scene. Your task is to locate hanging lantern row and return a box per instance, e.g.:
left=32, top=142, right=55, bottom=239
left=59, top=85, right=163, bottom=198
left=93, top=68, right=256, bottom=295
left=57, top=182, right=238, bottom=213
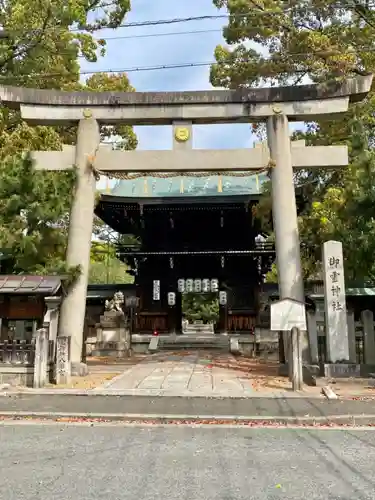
left=177, top=278, right=219, bottom=293
left=157, top=283, right=226, bottom=305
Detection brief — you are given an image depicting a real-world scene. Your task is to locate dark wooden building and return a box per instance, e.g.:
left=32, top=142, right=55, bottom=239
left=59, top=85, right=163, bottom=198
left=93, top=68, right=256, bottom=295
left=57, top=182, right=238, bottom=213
left=95, top=173, right=275, bottom=335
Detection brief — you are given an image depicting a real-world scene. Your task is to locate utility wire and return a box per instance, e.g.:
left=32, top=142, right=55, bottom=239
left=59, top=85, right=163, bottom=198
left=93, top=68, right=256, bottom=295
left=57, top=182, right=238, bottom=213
left=0, top=13, right=269, bottom=37
left=1, top=3, right=375, bottom=37
left=68, top=4, right=375, bottom=31
left=102, top=27, right=223, bottom=41
left=0, top=4, right=372, bottom=80
left=0, top=45, right=373, bottom=81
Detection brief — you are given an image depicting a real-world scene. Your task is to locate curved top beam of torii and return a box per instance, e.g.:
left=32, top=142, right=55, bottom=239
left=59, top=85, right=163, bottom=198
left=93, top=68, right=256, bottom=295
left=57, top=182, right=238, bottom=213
left=0, top=75, right=372, bottom=125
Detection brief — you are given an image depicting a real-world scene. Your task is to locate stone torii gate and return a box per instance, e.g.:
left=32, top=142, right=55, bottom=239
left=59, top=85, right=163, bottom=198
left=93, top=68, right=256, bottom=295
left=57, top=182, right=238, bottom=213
left=0, top=76, right=371, bottom=372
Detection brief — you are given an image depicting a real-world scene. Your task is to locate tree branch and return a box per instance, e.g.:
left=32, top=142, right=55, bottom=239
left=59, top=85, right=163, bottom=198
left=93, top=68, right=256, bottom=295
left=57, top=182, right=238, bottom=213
left=247, top=0, right=370, bottom=78
left=0, top=6, right=52, bottom=71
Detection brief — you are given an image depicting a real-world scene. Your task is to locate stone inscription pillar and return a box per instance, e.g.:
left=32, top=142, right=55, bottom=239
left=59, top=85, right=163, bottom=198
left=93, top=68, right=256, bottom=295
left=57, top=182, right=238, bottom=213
left=267, top=114, right=308, bottom=362
left=322, top=240, right=349, bottom=362
left=58, top=112, right=100, bottom=371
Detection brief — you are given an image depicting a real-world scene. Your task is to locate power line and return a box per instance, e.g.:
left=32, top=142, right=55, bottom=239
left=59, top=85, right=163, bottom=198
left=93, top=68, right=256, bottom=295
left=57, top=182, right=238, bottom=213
left=1, top=3, right=374, bottom=37
left=68, top=13, right=291, bottom=32
left=0, top=61, right=218, bottom=79
left=102, top=27, right=222, bottom=41
left=0, top=13, right=254, bottom=37
left=0, top=62, right=306, bottom=80
left=0, top=46, right=372, bottom=81
left=69, top=4, right=375, bottom=31
left=61, top=28, right=224, bottom=59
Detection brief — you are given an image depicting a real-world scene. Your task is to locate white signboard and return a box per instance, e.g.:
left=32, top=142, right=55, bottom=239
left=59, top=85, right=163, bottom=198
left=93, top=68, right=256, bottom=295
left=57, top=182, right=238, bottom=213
left=168, top=292, right=176, bottom=306
left=270, top=298, right=307, bottom=331
left=219, top=291, right=227, bottom=305
left=202, top=279, right=210, bottom=293
left=177, top=279, right=185, bottom=293
left=194, top=279, right=202, bottom=292
left=152, top=280, right=160, bottom=301
left=186, top=279, right=193, bottom=292
left=210, top=279, right=219, bottom=292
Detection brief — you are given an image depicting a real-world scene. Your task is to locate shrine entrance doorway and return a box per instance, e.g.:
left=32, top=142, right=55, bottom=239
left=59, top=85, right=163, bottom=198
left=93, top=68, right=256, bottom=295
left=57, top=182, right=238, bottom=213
left=101, top=196, right=275, bottom=336
left=175, top=279, right=226, bottom=335
left=181, top=292, right=219, bottom=334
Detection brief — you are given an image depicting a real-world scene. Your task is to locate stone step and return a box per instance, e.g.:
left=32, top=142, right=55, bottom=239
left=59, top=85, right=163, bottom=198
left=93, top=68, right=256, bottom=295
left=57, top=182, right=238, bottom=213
left=161, top=343, right=229, bottom=351
left=183, top=325, right=215, bottom=335
left=160, top=336, right=229, bottom=351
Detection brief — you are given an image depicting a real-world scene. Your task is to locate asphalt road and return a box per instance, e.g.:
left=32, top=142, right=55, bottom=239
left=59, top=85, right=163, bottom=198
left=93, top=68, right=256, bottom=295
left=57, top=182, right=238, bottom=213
left=0, top=424, right=374, bottom=500
left=2, top=394, right=375, bottom=418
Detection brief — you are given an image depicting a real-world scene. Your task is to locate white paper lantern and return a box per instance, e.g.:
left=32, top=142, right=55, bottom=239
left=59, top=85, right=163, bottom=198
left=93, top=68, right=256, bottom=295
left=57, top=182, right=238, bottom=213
left=186, top=279, right=193, bottom=292
left=168, top=292, right=176, bottom=306
left=202, top=279, right=210, bottom=292
left=219, top=291, right=227, bottom=305
left=194, top=279, right=202, bottom=292
left=210, top=279, right=219, bottom=292
left=177, top=279, right=185, bottom=293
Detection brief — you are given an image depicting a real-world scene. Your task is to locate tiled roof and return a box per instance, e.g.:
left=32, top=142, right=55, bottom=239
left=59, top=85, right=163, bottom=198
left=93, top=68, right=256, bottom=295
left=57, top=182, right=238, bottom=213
left=110, top=173, right=268, bottom=198
left=0, top=275, right=62, bottom=295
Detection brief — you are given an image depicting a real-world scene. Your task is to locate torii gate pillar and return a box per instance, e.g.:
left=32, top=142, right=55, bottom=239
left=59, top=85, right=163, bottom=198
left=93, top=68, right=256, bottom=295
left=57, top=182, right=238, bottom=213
left=267, top=114, right=307, bottom=361
left=58, top=113, right=99, bottom=372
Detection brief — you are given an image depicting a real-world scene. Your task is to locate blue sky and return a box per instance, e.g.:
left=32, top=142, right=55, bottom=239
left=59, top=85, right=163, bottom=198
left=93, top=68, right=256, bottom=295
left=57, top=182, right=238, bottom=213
left=82, top=0, right=306, bottom=197
left=81, top=0, right=258, bottom=152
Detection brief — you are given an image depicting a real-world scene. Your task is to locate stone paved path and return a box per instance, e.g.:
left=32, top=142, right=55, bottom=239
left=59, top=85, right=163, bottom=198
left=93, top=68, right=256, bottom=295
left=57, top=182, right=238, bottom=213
left=96, top=351, right=320, bottom=398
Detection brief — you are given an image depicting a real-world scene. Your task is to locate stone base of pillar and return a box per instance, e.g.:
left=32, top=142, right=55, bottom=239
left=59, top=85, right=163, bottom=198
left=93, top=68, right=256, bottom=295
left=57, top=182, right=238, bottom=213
left=278, top=363, right=320, bottom=386
left=71, top=362, right=89, bottom=377
left=91, top=341, right=131, bottom=358
left=322, top=363, right=361, bottom=378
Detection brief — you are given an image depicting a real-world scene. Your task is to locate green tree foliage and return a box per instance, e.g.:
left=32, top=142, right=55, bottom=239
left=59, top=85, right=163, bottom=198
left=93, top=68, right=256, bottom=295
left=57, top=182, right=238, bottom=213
left=0, top=0, right=133, bottom=148
left=0, top=155, right=75, bottom=273
left=0, top=0, right=136, bottom=276
left=211, top=0, right=375, bottom=282
left=0, top=0, right=130, bottom=86
left=89, top=241, right=134, bottom=285
left=91, top=217, right=141, bottom=283
left=211, top=0, right=374, bottom=87
left=182, top=293, right=220, bottom=324
left=298, top=124, right=375, bottom=282
left=82, top=73, right=137, bottom=150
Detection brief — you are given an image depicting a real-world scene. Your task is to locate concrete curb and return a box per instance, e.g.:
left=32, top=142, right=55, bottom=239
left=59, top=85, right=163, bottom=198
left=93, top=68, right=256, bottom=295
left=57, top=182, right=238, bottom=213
left=0, top=388, right=325, bottom=398
left=0, top=410, right=375, bottom=426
